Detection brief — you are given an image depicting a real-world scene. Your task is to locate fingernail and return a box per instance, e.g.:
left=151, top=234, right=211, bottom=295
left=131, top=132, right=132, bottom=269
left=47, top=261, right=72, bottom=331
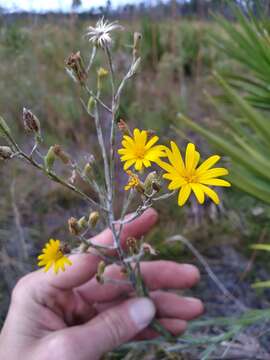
left=129, top=298, right=156, bottom=330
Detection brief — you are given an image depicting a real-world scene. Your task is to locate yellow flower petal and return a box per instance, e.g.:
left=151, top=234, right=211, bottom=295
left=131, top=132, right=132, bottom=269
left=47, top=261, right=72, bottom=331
left=191, top=183, right=205, bottom=204
left=145, top=136, right=159, bottom=150
left=185, top=143, right=196, bottom=173
left=200, top=185, right=220, bottom=204
left=196, top=155, right=220, bottom=174
left=199, top=168, right=229, bottom=180
left=178, top=184, right=192, bottom=206
left=168, top=178, right=186, bottom=190
left=171, top=141, right=185, bottom=170
left=200, top=179, right=231, bottom=187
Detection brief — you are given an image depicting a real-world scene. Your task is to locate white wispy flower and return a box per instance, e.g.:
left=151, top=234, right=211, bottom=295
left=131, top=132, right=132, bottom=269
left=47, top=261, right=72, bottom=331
left=86, top=18, right=123, bottom=48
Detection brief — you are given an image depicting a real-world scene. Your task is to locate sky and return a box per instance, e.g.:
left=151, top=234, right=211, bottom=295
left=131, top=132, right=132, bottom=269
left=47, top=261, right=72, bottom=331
left=1, top=0, right=150, bottom=12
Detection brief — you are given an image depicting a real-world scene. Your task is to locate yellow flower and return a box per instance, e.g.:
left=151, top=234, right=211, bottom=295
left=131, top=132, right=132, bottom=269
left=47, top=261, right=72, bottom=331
left=118, top=128, right=166, bottom=171
left=37, top=239, right=72, bottom=274
left=158, top=142, right=231, bottom=206
left=125, top=170, right=140, bottom=191
left=97, top=67, right=109, bottom=77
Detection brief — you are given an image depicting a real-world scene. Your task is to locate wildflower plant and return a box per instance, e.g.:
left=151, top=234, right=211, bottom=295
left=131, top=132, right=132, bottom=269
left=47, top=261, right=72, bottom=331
left=0, top=18, right=230, bottom=340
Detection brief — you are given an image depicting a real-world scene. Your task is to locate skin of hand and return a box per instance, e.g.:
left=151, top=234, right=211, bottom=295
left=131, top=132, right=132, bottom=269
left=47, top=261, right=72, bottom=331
left=0, top=208, right=203, bottom=360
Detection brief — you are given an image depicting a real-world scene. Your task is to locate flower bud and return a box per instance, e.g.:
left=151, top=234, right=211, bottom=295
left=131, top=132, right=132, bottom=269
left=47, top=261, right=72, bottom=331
left=97, top=67, right=108, bottom=91
left=88, top=211, right=100, bottom=228
left=97, top=67, right=109, bottom=77
left=127, top=237, right=139, bottom=255
left=65, top=51, right=87, bottom=86
left=96, top=261, right=106, bottom=284
left=83, top=163, right=92, bottom=178
left=22, top=108, right=41, bottom=134
left=52, top=144, right=70, bottom=165
left=68, top=217, right=80, bottom=236
left=0, top=146, right=13, bottom=160
left=118, top=119, right=131, bottom=136
left=133, top=32, right=142, bottom=59
left=87, top=96, right=95, bottom=114
left=44, top=146, right=56, bottom=171
left=144, top=171, right=161, bottom=195
left=78, top=216, right=88, bottom=230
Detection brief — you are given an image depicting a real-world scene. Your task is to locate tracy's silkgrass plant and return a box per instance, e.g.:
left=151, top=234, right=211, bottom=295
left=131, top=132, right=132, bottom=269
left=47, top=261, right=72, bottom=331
left=0, top=19, right=230, bottom=341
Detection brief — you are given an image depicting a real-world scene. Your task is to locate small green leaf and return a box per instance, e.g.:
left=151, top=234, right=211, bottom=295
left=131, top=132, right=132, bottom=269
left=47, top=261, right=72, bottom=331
left=252, top=281, right=270, bottom=289
left=0, top=116, right=11, bottom=138
left=250, top=244, right=270, bottom=252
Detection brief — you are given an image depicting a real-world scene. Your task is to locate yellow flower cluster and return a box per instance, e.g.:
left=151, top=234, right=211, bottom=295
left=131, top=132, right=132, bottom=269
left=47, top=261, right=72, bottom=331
left=118, top=128, right=231, bottom=206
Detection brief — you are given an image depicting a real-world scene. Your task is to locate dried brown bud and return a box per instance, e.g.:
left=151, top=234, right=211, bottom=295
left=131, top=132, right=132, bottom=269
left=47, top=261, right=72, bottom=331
left=60, top=243, right=71, bottom=255
left=143, top=243, right=158, bottom=256
left=65, top=51, right=87, bottom=86
left=88, top=211, right=100, bottom=228
left=23, top=108, right=41, bottom=134
left=52, top=144, right=70, bottom=165
left=68, top=217, right=80, bottom=236
left=0, top=146, right=13, bottom=160
left=126, top=237, right=139, bottom=254
left=118, top=119, right=131, bottom=136
left=96, top=261, right=106, bottom=284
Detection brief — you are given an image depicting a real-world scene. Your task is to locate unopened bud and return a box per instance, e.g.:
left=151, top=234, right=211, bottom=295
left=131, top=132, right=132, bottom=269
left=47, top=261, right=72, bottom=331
left=78, top=216, right=88, bottom=229
left=133, top=32, right=142, bottom=59
left=87, top=96, right=95, bottom=114
left=96, top=261, right=106, bottom=284
left=88, top=211, right=100, bottom=228
left=68, top=217, right=80, bottom=236
left=44, top=146, right=56, bottom=171
left=83, top=163, right=92, bottom=178
left=65, top=51, right=87, bottom=86
left=23, top=108, right=41, bottom=134
left=118, top=119, right=131, bottom=136
left=53, top=144, right=70, bottom=165
left=97, top=67, right=109, bottom=78
left=0, top=146, right=13, bottom=160
left=144, top=171, right=161, bottom=195
left=97, top=67, right=108, bottom=91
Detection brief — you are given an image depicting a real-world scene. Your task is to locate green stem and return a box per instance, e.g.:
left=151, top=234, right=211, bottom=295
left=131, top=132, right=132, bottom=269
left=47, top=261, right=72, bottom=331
left=135, top=261, right=175, bottom=342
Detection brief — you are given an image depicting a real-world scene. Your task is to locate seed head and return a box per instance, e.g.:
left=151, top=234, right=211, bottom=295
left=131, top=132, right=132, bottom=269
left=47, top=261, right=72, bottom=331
left=52, top=144, right=70, bottom=165
left=68, top=217, right=80, bottom=236
left=65, top=51, right=87, bottom=86
left=86, top=18, right=123, bottom=48
left=0, top=146, right=13, bottom=160
left=23, top=108, right=41, bottom=134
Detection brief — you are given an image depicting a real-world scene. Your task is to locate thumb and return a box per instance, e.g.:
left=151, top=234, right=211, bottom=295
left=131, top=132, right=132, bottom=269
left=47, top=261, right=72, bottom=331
left=64, top=297, right=155, bottom=360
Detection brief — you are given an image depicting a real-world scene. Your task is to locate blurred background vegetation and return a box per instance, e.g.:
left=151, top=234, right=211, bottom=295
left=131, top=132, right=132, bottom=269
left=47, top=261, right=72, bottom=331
left=1, top=0, right=270, bottom=358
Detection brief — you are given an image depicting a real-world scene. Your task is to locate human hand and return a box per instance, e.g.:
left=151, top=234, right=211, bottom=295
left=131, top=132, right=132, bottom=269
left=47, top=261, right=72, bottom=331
left=0, top=208, right=203, bottom=360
